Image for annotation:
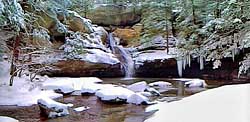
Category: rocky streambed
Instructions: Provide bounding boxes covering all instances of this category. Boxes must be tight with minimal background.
[0,78,210,122]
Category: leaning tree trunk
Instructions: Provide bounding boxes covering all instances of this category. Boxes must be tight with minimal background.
[10,33,22,86]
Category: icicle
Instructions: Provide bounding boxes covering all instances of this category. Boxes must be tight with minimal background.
[199,56,204,70]
[183,56,186,70]
[232,49,235,62]
[235,48,240,55]
[188,53,191,67]
[177,59,183,77]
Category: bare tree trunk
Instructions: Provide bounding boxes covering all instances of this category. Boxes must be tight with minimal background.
[191,0,196,25]
[10,33,22,86]
[240,0,244,16]
[165,2,169,53]
[215,0,221,18]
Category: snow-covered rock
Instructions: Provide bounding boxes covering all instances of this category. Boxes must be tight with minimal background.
[145,84,250,122]
[0,116,19,122]
[73,106,90,112]
[127,81,148,92]
[139,92,153,97]
[184,79,207,88]
[42,79,74,94]
[145,87,161,96]
[84,49,119,65]
[133,49,177,66]
[95,86,134,102]
[38,97,70,118]
[173,78,207,88]
[81,83,115,94]
[42,77,103,94]
[127,93,149,105]
[149,81,172,88]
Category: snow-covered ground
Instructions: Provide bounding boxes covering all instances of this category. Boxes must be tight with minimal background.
[144,84,250,122]
[0,61,62,106]
[0,116,19,122]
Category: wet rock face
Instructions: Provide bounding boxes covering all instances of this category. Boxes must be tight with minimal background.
[135,57,250,82]
[135,58,178,78]
[86,4,141,26]
[113,28,140,46]
[40,60,122,77]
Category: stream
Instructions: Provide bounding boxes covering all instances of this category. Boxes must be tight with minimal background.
[0,78,227,122]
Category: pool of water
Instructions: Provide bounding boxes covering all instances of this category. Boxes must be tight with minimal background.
[0,78,224,122]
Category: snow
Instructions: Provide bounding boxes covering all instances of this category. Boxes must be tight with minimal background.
[145,87,161,96]
[0,116,19,122]
[0,73,62,106]
[73,106,90,112]
[84,49,120,65]
[42,77,103,94]
[233,18,242,23]
[134,49,177,65]
[95,86,135,101]
[139,92,153,97]
[144,84,250,122]
[38,97,70,110]
[42,79,74,94]
[173,78,207,88]
[81,83,115,94]
[127,81,147,92]
[149,81,172,88]
[37,97,70,118]
[213,60,221,69]
[127,93,149,105]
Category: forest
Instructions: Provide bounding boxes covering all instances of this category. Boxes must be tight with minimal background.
[0,0,250,122]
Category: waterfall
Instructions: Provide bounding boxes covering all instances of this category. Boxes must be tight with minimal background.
[108,33,134,78]
[116,46,135,78]
[108,33,116,53]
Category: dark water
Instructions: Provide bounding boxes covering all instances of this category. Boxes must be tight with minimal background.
[0,78,224,122]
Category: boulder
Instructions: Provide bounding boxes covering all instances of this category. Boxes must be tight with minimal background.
[132,23,143,35]
[137,36,175,51]
[149,81,173,88]
[113,28,140,46]
[38,97,70,118]
[81,83,115,94]
[67,11,94,33]
[33,11,68,36]
[127,81,148,92]
[86,4,141,26]
[95,86,135,103]
[127,93,150,105]
[40,59,122,77]
[93,26,108,45]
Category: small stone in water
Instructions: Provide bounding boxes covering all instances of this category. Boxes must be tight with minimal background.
[74,106,90,112]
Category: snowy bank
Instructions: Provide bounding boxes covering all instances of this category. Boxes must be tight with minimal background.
[0,116,19,122]
[145,84,250,122]
[0,76,62,106]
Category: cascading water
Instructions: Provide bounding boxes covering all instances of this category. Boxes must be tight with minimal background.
[108,33,134,78]
[108,33,117,53]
